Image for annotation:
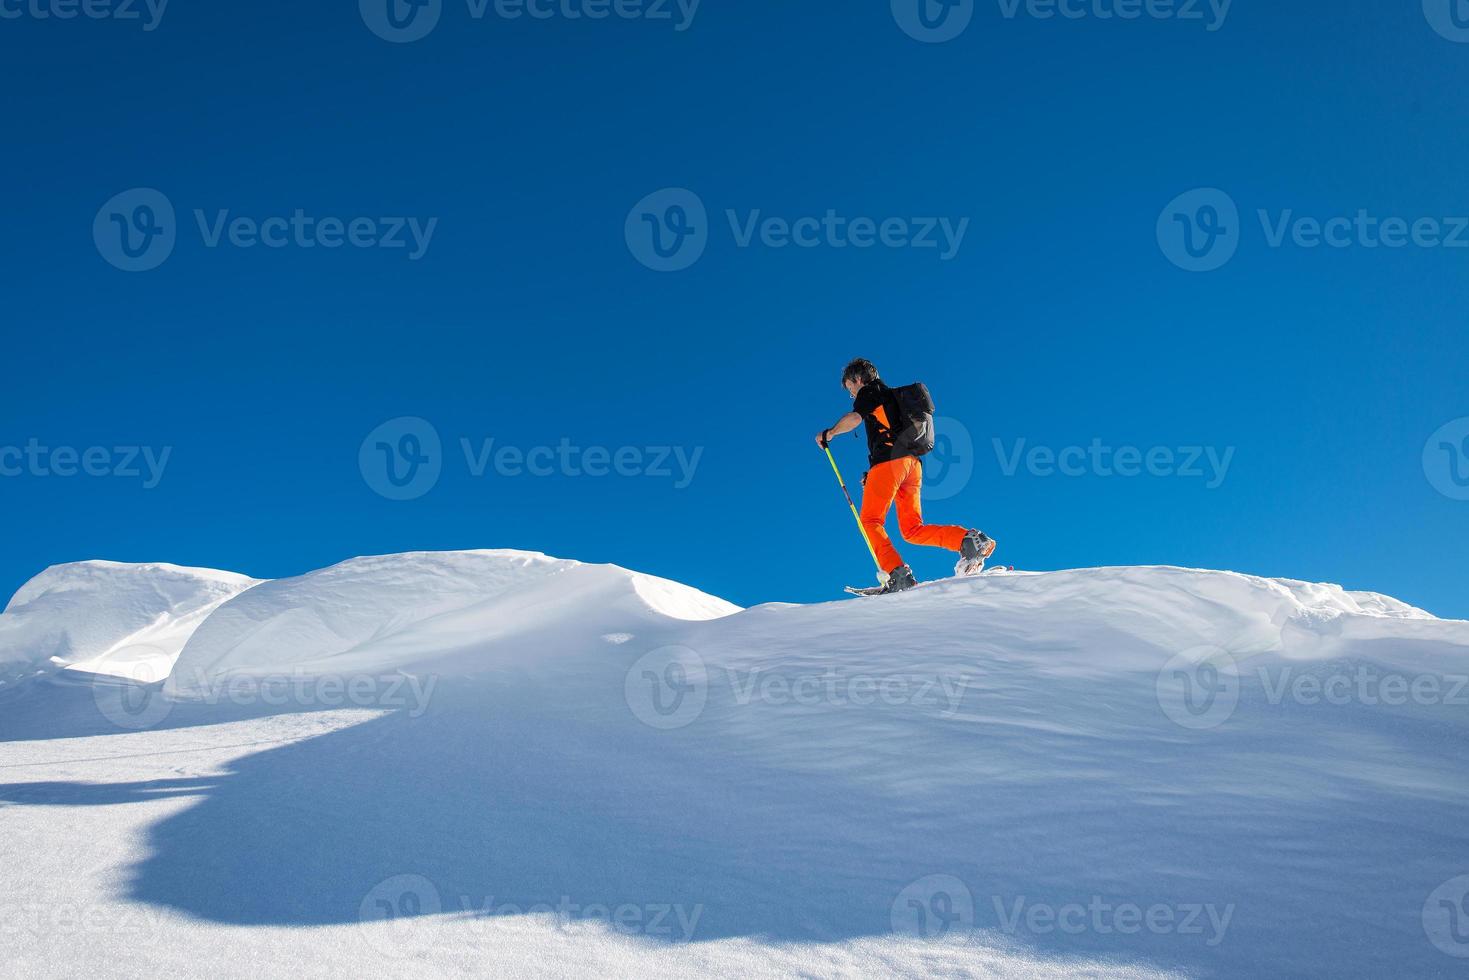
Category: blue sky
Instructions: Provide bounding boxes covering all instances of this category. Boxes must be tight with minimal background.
[1,0,1466,617]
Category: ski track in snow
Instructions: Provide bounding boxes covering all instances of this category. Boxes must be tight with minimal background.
[1,550,1467,979]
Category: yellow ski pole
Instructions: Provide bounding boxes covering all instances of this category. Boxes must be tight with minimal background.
[823,442,884,574]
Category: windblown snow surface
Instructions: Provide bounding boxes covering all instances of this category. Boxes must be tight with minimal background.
[2,550,1468,979]
[0,561,259,687]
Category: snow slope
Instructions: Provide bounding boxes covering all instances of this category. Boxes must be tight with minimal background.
[2,552,1468,980]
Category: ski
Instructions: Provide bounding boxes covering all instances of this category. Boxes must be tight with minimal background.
[843,584,888,597]
[843,565,1019,596]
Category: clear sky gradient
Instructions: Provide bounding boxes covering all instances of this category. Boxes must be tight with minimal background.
[2,0,1466,617]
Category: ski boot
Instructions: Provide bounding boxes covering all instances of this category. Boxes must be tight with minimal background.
[955,530,997,577]
[878,564,918,594]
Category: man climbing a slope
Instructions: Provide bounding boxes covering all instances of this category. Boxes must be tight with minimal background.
[816,358,996,595]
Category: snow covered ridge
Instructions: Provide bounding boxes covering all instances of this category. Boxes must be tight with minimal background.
[0,550,739,698]
[2,551,1463,710]
[162,550,740,699]
[0,560,259,689]
[659,564,1469,738]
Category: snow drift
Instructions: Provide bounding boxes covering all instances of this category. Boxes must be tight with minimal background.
[0,560,258,688]
[162,550,738,698]
[2,552,1468,979]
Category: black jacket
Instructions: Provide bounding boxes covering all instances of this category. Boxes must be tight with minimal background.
[852,379,906,467]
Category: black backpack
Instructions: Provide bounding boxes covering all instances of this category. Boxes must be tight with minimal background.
[889,382,936,457]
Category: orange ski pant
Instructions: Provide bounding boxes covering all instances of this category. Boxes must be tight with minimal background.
[860,456,967,573]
